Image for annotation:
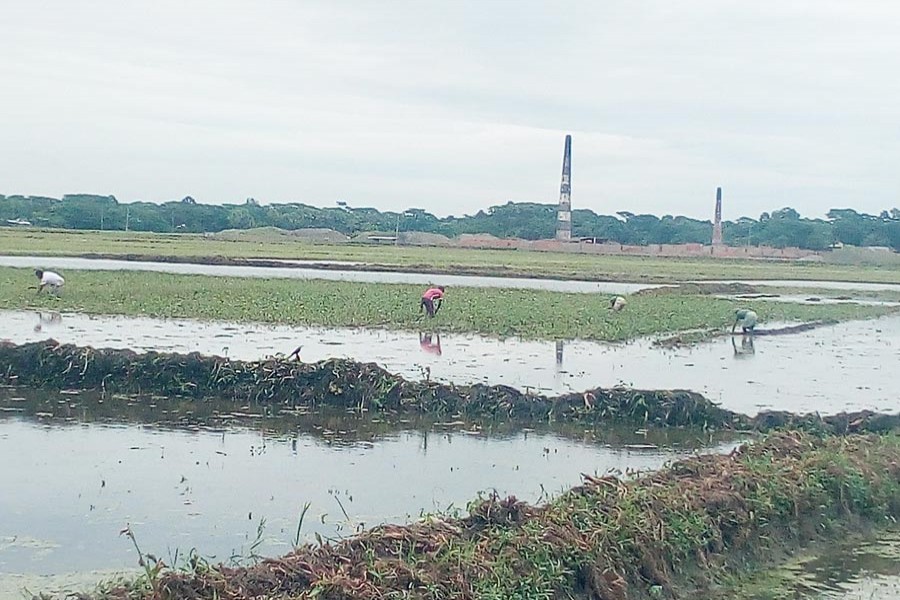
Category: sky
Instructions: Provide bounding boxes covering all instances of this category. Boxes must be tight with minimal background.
[1,1,899,220]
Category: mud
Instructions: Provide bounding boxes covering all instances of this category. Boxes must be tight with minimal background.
[1,310,897,416]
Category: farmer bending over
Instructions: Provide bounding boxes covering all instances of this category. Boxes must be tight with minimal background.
[420,286,445,318]
[35,269,65,295]
[732,308,758,334]
[610,296,627,312]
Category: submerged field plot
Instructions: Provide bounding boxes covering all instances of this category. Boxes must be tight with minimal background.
[0,255,896,599]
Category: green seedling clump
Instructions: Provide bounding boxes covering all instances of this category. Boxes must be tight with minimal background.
[1,267,894,342]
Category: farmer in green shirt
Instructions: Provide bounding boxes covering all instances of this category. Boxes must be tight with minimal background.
[732,308,758,334]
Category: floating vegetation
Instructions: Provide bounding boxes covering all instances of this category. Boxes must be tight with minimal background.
[65,431,900,600]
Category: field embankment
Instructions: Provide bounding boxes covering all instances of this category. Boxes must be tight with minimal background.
[2,228,899,284]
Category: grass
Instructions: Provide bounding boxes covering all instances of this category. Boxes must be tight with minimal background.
[76,432,900,600]
[1,267,895,342]
[3,227,900,284]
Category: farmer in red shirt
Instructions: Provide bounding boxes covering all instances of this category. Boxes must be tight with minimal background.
[420,286,445,318]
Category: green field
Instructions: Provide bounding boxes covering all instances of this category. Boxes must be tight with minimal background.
[2,227,900,284]
[2,267,894,341]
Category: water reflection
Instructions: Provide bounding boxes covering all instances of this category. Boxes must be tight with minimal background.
[33,311,63,333]
[418,332,442,356]
[732,334,755,359]
[0,255,660,295]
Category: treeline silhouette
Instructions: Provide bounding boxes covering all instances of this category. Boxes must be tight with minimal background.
[2,194,899,251]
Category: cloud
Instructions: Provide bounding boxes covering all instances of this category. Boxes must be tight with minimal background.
[1,0,899,219]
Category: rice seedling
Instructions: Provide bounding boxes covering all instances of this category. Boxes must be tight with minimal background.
[0,267,894,342]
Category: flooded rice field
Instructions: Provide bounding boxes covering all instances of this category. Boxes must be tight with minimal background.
[0,388,738,582]
[2,309,898,417]
[0,255,660,294]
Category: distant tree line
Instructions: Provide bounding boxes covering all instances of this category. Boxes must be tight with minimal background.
[1,194,899,251]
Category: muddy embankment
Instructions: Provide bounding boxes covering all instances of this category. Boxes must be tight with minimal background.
[1,339,897,435]
[79,432,900,600]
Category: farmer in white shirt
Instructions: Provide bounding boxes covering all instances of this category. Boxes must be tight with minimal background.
[35,269,65,295]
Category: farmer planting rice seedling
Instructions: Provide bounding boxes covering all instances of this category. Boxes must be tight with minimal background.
[732,308,758,334]
[419,285,445,318]
[34,268,65,295]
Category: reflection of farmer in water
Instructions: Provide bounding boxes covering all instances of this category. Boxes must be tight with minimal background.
[34,311,63,332]
[419,332,442,356]
[732,334,755,358]
[420,286,445,318]
[732,308,758,334]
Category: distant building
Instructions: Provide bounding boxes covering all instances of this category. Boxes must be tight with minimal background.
[556,135,572,241]
[712,187,724,246]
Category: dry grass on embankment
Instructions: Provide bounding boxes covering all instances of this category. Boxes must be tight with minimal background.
[75,432,900,600]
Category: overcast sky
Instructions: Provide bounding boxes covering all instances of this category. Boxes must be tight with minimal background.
[2,1,898,220]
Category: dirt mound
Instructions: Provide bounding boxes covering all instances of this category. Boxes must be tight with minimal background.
[399,231,452,246]
[211,227,348,243]
[289,228,350,243]
[2,340,897,439]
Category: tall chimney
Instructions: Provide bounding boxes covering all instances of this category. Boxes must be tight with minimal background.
[556,135,572,241]
[712,187,723,246]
